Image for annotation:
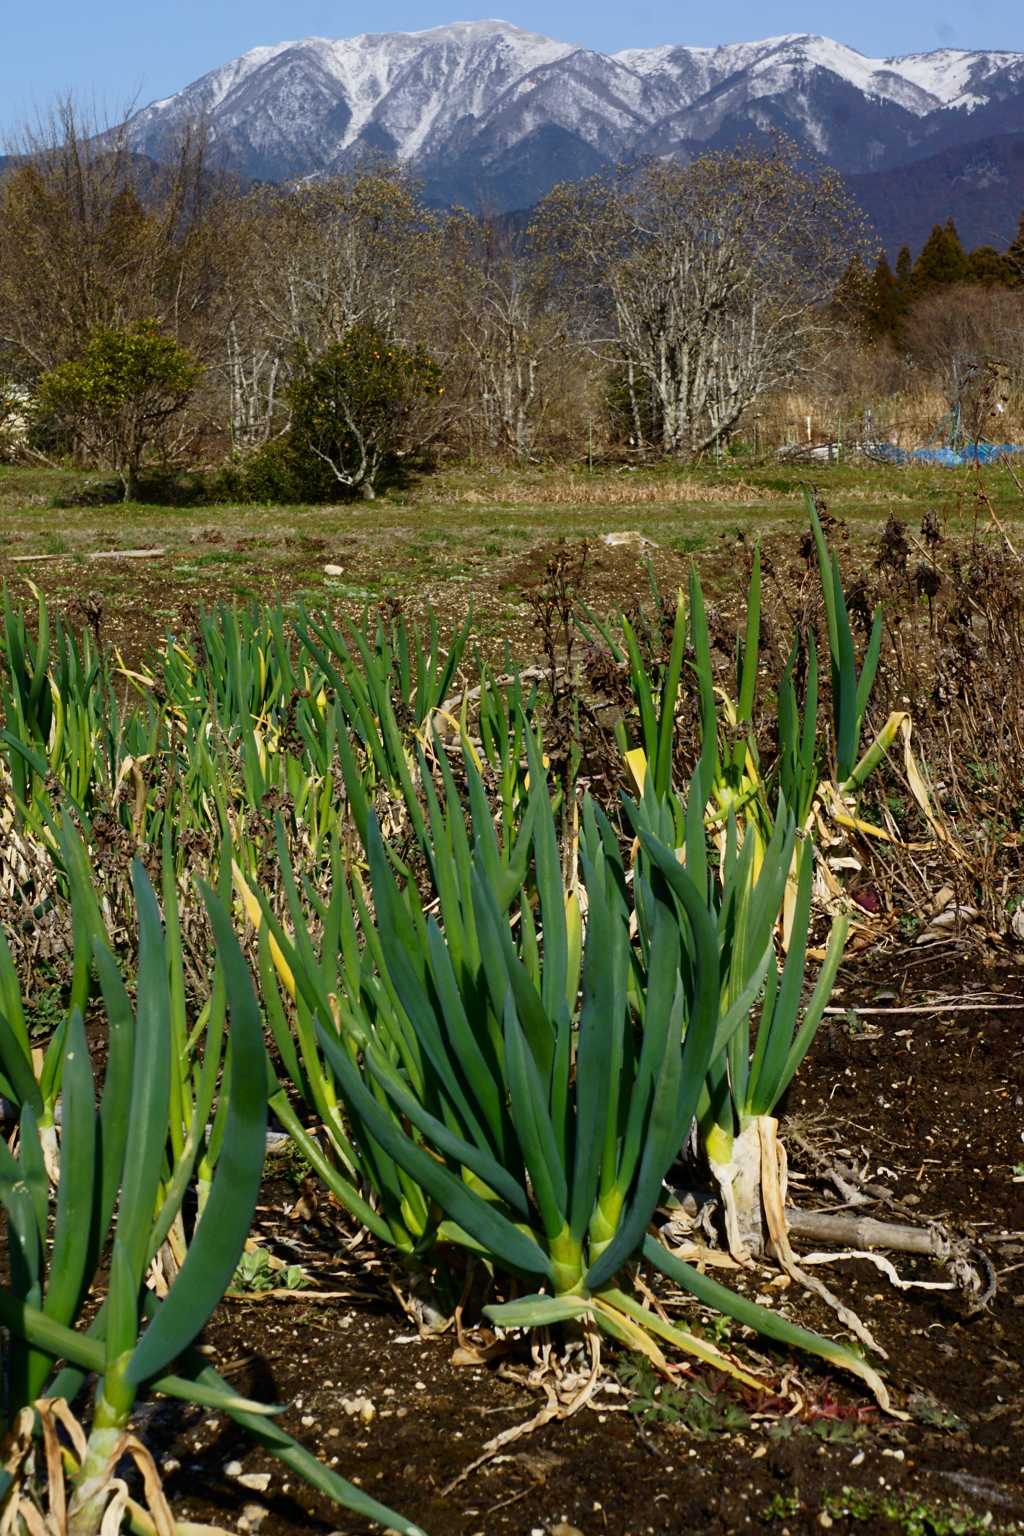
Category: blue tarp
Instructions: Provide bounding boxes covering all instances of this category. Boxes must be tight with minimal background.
[868,443,1023,467]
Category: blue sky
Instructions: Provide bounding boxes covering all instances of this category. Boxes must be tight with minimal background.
[2,0,1023,137]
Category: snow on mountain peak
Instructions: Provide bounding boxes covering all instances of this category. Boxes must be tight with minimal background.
[126,21,1024,202]
[614,32,1022,114]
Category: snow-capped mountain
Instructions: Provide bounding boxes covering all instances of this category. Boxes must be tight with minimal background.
[125,21,1024,208]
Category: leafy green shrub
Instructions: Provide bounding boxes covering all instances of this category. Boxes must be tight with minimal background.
[212,438,314,504]
[35,321,202,500]
[286,325,442,500]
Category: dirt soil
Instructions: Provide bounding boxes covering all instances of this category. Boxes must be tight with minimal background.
[0,526,751,677]
[116,947,1024,1536]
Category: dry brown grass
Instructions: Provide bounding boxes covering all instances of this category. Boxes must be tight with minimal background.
[469,474,780,506]
[768,387,959,449]
[767,375,1024,453]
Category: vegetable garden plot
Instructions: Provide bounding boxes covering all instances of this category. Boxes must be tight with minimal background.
[0,489,1022,1535]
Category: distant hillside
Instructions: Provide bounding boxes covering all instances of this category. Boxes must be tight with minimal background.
[846,131,1024,257]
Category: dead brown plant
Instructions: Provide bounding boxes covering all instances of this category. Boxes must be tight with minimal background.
[481,475,779,506]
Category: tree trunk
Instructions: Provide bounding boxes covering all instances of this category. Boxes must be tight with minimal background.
[783,1209,948,1256]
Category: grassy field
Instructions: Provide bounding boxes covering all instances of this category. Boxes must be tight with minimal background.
[2,455,1023,668]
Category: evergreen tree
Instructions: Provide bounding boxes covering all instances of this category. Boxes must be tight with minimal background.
[286,326,442,500]
[1007,208,1024,284]
[35,321,202,500]
[965,245,1014,286]
[912,218,968,296]
[894,244,913,305]
[835,251,871,324]
[865,252,903,342]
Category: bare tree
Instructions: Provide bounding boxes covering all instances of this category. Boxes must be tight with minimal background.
[441,209,570,459]
[221,314,287,454]
[0,101,245,371]
[903,284,1024,437]
[219,160,443,454]
[534,138,870,458]
[245,161,438,353]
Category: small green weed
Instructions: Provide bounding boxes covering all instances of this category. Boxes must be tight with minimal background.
[616,1355,685,1422]
[810,1416,862,1443]
[24,963,67,1040]
[42,533,71,554]
[684,1386,750,1437]
[617,1355,749,1436]
[823,1485,1018,1535]
[837,1007,866,1036]
[767,1416,796,1440]
[764,1493,801,1521]
[320,582,377,605]
[906,1392,959,1430]
[698,1313,734,1347]
[193,549,250,566]
[265,1142,313,1187]
[231,1248,307,1294]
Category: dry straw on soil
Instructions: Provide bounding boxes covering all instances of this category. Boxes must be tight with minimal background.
[454,475,779,506]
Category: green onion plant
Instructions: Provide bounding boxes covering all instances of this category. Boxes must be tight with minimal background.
[577,505,912,1258]
[250,732,889,1406]
[0,826,426,1536]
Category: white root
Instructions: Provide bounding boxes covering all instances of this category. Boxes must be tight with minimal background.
[797,1250,954,1291]
[757,1117,891,1369]
[440,1320,602,1495]
[707,1121,767,1261]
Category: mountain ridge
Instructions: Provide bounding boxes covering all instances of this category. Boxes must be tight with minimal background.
[48,19,1011,250]
[124,20,1024,204]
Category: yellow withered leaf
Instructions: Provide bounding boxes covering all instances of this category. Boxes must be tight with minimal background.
[623,747,648,796]
[424,707,485,774]
[232,861,296,1000]
[899,716,968,862]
